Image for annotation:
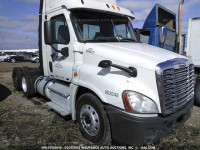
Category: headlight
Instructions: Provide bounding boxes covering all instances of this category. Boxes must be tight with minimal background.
[123,91,158,114]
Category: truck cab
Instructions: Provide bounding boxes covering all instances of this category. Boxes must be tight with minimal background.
[137,4,177,52]
[12,0,194,146]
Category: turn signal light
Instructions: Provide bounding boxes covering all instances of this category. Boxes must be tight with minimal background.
[74,72,78,77]
[123,93,132,111]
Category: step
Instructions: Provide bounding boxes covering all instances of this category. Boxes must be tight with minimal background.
[46,102,70,116]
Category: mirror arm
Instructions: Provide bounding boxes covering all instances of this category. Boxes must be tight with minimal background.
[51,44,61,53]
[51,45,69,57]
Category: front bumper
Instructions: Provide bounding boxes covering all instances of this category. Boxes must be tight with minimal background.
[105,98,193,146]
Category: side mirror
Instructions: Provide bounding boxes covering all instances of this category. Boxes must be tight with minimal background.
[160,27,168,43]
[44,21,54,45]
[61,47,69,57]
[160,27,168,48]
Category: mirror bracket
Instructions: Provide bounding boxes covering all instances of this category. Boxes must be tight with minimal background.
[51,45,69,57]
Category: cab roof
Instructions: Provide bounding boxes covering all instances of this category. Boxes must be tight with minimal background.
[40,0,134,19]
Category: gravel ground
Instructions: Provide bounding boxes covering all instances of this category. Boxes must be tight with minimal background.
[0,62,200,150]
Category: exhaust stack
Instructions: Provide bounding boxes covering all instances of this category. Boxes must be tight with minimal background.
[178,0,184,54]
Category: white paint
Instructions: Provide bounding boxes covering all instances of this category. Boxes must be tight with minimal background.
[77,43,188,113]
[186,18,200,67]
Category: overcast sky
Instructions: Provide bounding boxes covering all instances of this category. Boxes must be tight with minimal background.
[0,0,199,50]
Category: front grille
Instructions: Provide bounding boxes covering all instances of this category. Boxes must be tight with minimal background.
[156,58,195,115]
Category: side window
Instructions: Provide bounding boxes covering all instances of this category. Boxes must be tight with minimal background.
[51,15,70,45]
[140,30,151,44]
[83,24,100,40]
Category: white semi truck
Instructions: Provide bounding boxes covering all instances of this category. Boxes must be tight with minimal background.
[186,17,200,106]
[12,0,194,145]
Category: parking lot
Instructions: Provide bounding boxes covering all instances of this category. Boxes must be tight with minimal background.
[0,62,200,149]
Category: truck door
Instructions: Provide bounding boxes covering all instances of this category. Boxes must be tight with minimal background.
[46,10,74,82]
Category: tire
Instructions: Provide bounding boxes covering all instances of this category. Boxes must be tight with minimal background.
[76,93,111,145]
[11,58,16,63]
[21,68,36,98]
[12,67,22,91]
[35,58,39,63]
[195,79,200,106]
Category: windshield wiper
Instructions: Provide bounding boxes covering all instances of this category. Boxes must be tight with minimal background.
[120,38,137,42]
[111,19,120,42]
[84,39,109,43]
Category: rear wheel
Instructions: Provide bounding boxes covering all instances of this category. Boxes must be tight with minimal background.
[12,67,22,91]
[76,93,111,145]
[21,68,36,98]
[195,79,200,106]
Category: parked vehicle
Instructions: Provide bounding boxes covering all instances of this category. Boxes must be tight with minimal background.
[0,53,10,62]
[6,54,25,63]
[30,56,39,63]
[137,1,200,106]
[17,52,33,61]
[12,0,194,146]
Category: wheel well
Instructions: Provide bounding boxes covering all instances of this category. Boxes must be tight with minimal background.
[76,86,104,105]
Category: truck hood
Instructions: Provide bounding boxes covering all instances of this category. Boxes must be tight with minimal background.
[84,42,186,70]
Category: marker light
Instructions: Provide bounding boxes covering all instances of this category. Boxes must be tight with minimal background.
[74,72,78,77]
[106,4,110,8]
[117,7,120,11]
[112,5,115,10]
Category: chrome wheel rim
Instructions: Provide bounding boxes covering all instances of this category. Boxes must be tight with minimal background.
[80,104,100,136]
[22,77,27,92]
[11,59,15,63]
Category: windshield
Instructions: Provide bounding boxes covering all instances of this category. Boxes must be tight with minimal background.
[71,10,138,43]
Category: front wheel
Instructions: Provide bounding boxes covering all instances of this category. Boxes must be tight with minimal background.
[76,93,111,145]
[11,58,16,63]
[195,79,200,106]
[35,58,39,63]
